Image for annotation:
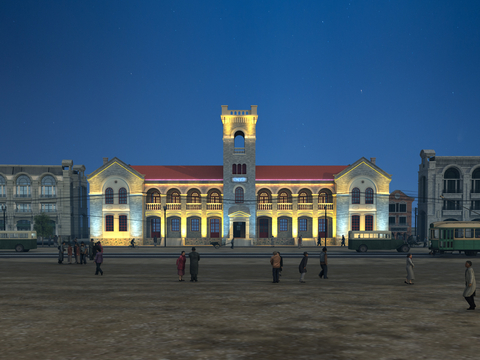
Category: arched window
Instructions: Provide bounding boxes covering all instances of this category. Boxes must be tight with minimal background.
[365,188,374,204]
[232,164,237,174]
[237,164,242,174]
[235,187,244,203]
[319,190,332,204]
[170,191,180,203]
[351,188,360,204]
[119,215,128,231]
[209,191,221,203]
[41,175,56,197]
[279,192,289,203]
[444,168,461,193]
[171,218,180,232]
[16,175,31,197]
[365,215,374,231]
[351,215,360,231]
[119,188,127,204]
[148,190,161,203]
[299,218,308,232]
[105,215,114,231]
[0,175,5,197]
[234,131,245,149]
[299,191,309,203]
[189,191,200,203]
[472,168,480,194]
[105,188,114,204]
[259,192,270,203]
[242,164,247,174]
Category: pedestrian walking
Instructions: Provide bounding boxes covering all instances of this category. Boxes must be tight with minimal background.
[89,239,95,261]
[67,244,73,264]
[176,251,186,281]
[231,237,235,249]
[405,254,415,285]
[270,251,281,283]
[154,236,157,247]
[278,251,283,277]
[188,247,200,282]
[58,241,65,264]
[94,251,104,275]
[319,247,328,279]
[341,235,346,247]
[464,261,476,310]
[80,242,87,264]
[299,252,308,283]
[298,235,302,248]
[74,242,80,264]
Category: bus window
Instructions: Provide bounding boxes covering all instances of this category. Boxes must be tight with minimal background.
[476,229,480,239]
[455,229,464,238]
[465,229,474,238]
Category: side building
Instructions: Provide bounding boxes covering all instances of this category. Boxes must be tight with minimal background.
[88,105,392,246]
[418,149,480,242]
[0,160,88,240]
[388,190,414,240]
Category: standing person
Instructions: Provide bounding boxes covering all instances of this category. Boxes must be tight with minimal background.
[96,241,103,254]
[464,261,476,310]
[298,235,302,249]
[278,251,283,277]
[176,251,186,281]
[299,252,309,283]
[94,250,104,275]
[53,235,58,247]
[270,251,281,283]
[80,242,87,264]
[319,247,328,279]
[154,236,157,247]
[74,242,80,264]
[341,235,346,247]
[405,254,415,284]
[89,239,95,261]
[231,237,235,249]
[67,244,73,264]
[58,241,65,264]
[188,247,200,282]
[270,237,274,247]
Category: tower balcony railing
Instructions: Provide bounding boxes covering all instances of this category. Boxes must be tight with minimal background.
[166,203,181,210]
[277,203,292,210]
[318,203,334,211]
[257,203,272,210]
[298,203,313,210]
[186,204,201,210]
[146,203,162,211]
[207,203,222,210]
[234,148,245,154]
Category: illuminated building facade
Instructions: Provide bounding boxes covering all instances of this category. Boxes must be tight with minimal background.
[88,105,392,246]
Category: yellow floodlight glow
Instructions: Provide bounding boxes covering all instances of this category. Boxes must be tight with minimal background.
[335,161,390,181]
[89,161,143,181]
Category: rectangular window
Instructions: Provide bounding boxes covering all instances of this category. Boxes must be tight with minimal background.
[465,229,474,238]
[365,215,373,231]
[351,215,360,231]
[41,204,56,212]
[389,217,396,225]
[455,228,464,238]
[299,218,307,232]
[119,215,127,231]
[171,218,180,232]
[476,229,480,239]
[191,218,199,232]
[389,204,396,213]
[16,203,32,212]
[399,204,407,212]
[279,218,288,232]
[105,215,114,231]
[399,217,407,225]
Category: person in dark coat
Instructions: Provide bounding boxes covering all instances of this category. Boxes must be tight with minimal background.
[188,247,200,282]
[89,239,95,260]
[94,251,103,275]
[278,251,283,277]
[231,237,235,249]
[154,236,157,247]
[299,252,309,283]
[58,242,65,264]
[319,247,328,279]
[341,235,346,246]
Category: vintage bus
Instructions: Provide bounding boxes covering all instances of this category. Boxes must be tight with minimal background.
[429,221,480,256]
[0,231,37,252]
[348,230,410,253]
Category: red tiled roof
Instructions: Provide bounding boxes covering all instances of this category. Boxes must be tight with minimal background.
[131,165,348,181]
[256,166,348,180]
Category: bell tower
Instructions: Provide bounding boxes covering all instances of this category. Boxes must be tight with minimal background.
[221,105,258,245]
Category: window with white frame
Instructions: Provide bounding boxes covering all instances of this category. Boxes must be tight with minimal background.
[16,175,31,197]
[41,203,56,212]
[41,175,56,197]
[16,203,31,212]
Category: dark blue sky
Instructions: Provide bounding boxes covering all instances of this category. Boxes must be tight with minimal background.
[1,1,479,201]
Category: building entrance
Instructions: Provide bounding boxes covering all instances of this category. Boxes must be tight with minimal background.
[233,222,246,238]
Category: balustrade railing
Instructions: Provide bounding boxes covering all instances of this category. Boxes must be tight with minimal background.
[166,203,181,210]
[146,203,162,211]
[318,203,334,211]
[207,203,222,210]
[298,203,313,210]
[257,203,272,210]
[186,204,201,210]
[277,203,292,210]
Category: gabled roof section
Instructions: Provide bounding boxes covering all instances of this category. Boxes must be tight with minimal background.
[334,157,392,181]
[131,166,223,181]
[390,190,415,201]
[256,166,348,181]
[87,157,145,180]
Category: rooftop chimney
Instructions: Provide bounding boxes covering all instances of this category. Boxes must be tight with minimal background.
[103,157,109,165]
[370,157,376,165]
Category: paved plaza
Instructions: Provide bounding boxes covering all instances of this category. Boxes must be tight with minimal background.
[1,253,479,359]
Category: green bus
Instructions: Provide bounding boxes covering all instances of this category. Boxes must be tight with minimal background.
[348,230,410,253]
[429,221,480,256]
[0,231,37,252]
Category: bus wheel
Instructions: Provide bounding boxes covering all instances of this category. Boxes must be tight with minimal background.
[15,244,24,252]
[358,245,368,253]
[400,244,410,253]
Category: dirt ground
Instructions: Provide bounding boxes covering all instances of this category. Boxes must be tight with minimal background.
[1,256,479,360]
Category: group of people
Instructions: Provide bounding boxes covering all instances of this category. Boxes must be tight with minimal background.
[176,247,200,282]
[57,238,104,275]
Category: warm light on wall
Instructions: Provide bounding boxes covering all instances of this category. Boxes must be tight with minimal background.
[335,161,390,181]
[272,217,278,237]
[89,161,144,180]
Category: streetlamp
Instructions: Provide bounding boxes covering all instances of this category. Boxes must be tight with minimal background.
[324,205,327,248]
[163,205,167,247]
[1,205,5,231]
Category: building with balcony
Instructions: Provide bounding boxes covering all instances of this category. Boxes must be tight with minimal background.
[388,190,415,240]
[417,149,480,242]
[0,160,88,240]
[88,105,392,246]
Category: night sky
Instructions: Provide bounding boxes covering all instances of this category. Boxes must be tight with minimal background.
[2,1,479,204]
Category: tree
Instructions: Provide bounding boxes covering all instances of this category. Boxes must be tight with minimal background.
[34,213,54,244]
